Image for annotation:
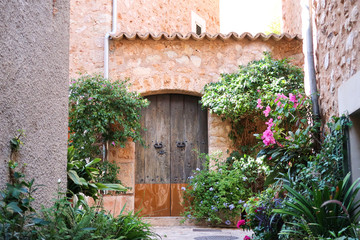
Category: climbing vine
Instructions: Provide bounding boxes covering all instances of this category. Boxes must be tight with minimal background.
[201,52,304,153]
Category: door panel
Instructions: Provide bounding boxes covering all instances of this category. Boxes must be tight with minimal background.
[135,94,208,216]
[134,183,170,216]
[170,95,186,184]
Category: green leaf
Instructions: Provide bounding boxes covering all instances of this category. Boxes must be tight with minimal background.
[7,201,23,214]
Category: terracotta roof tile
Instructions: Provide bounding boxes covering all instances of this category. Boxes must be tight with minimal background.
[112,32,302,41]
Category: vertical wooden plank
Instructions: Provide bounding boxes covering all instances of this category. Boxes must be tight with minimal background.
[135,104,146,184]
[145,96,157,183]
[197,98,208,169]
[184,95,199,179]
[144,95,158,184]
[170,94,186,184]
[155,94,171,184]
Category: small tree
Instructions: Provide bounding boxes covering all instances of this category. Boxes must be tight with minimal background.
[68,74,149,160]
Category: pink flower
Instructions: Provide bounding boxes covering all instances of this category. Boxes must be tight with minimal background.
[265,118,274,128]
[268,156,272,160]
[111,141,115,146]
[289,93,297,103]
[88,97,93,101]
[262,129,276,146]
[263,106,271,117]
[277,93,287,99]
[237,219,246,228]
[256,98,263,109]
[277,116,282,120]
[244,236,251,240]
[257,89,261,93]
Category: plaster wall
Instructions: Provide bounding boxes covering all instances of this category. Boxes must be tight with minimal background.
[0,1,70,207]
[313,0,360,122]
[69,0,219,78]
[282,0,302,35]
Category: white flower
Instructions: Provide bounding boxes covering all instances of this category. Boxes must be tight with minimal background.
[57,178,61,183]
[196,168,200,171]
[242,176,248,181]
[181,187,186,191]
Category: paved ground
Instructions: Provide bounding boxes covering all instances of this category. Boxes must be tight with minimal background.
[151,226,252,240]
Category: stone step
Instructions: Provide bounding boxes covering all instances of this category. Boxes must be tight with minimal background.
[143,216,204,226]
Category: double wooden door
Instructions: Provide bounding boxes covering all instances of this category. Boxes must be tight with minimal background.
[135,94,208,216]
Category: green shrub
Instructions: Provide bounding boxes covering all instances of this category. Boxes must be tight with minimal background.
[254,90,316,185]
[275,116,352,196]
[183,152,269,225]
[37,195,159,240]
[69,74,149,159]
[274,173,360,239]
[0,162,39,240]
[201,52,304,152]
[67,146,126,200]
[240,186,284,240]
[94,160,122,185]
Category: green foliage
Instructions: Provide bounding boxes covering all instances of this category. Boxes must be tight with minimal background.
[201,52,304,151]
[9,130,25,154]
[255,92,316,184]
[240,186,284,240]
[311,116,352,188]
[69,74,149,159]
[183,152,269,225]
[0,162,39,240]
[264,17,282,35]
[94,161,122,185]
[274,173,360,239]
[67,146,127,200]
[37,193,159,240]
[276,116,352,195]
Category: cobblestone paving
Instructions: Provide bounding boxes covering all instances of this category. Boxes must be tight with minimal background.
[152,226,252,240]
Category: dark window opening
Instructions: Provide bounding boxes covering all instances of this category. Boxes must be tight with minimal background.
[196,24,202,35]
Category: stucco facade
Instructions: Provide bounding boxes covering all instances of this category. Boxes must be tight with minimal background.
[0,1,70,207]
[70,0,219,78]
[282,0,302,35]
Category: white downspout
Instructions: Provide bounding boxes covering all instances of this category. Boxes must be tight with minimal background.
[104,0,117,79]
[301,0,320,119]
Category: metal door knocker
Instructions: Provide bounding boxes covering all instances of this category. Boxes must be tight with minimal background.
[176,141,186,149]
[154,142,163,149]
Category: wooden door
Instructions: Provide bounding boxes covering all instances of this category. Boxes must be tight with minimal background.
[135,94,208,216]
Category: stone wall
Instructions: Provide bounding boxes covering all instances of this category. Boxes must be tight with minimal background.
[104,35,303,211]
[313,0,360,121]
[282,0,302,35]
[70,0,219,78]
[0,1,70,207]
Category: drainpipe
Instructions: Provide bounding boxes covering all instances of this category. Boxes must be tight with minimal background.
[103,0,117,161]
[104,0,117,79]
[301,0,320,120]
[302,0,321,151]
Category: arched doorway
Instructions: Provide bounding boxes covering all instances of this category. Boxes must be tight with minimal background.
[135,94,208,216]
